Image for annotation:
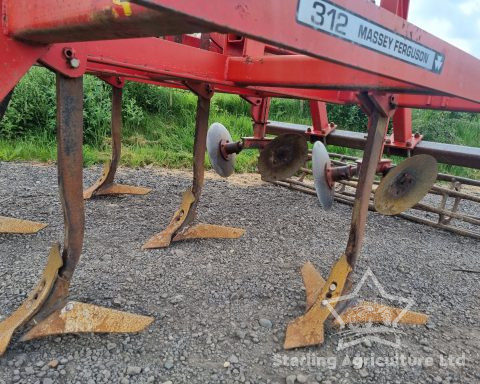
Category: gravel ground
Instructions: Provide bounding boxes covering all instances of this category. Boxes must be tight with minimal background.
[0,162,479,384]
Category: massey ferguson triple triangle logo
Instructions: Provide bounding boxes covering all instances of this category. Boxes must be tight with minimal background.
[297,0,445,74]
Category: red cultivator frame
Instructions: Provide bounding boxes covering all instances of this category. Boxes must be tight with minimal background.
[1,0,479,354]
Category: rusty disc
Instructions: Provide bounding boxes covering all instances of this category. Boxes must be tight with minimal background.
[258,134,307,181]
[374,154,438,215]
[312,141,334,210]
[207,123,235,177]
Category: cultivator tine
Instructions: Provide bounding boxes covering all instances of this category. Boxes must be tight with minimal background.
[83,87,151,199]
[22,301,153,341]
[287,259,427,350]
[143,84,244,250]
[83,162,111,199]
[285,93,427,350]
[0,75,153,356]
[0,216,47,234]
[142,188,195,249]
[299,265,428,327]
[0,244,62,356]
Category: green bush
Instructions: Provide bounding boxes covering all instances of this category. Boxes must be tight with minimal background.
[412,109,479,146]
[0,68,145,146]
[1,67,57,139]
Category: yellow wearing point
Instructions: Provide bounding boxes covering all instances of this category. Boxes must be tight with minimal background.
[112,0,132,17]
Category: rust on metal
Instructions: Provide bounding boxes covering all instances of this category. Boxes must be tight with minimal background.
[258,134,308,182]
[143,88,244,249]
[375,155,438,215]
[84,161,151,199]
[142,188,195,249]
[94,183,151,196]
[28,75,85,325]
[184,88,211,223]
[83,162,111,199]
[11,77,156,346]
[172,223,245,242]
[0,244,62,356]
[344,93,394,269]
[143,90,211,250]
[22,301,154,341]
[0,216,47,234]
[84,87,151,199]
[284,254,352,349]
[333,301,428,326]
[284,93,395,350]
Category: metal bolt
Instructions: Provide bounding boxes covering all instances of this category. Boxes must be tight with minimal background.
[390,95,398,108]
[329,283,337,292]
[385,138,391,144]
[65,302,74,312]
[414,132,421,138]
[69,58,80,69]
[406,141,412,147]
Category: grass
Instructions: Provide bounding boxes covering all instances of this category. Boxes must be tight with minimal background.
[0,69,478,180]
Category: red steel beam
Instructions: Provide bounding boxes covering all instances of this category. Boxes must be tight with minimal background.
[381,0,410,18]
[38,38,480,113]
[84,41,480,111]
[5,0,480,103]
[226,55,418,92]
[380,0,414,148]
[128,0,480,103]
[68,39,419,92]
[3,1,208,43]
[83,39,228,85]
[396,95,480,113]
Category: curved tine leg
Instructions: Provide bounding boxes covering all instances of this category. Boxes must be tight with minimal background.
[39,74,86,312]
[0,76,152,356]
[143,88,244,250]
[0,90,47,234]
[83,86,151,199]
[285,93,426,350]
[0,76,83,356]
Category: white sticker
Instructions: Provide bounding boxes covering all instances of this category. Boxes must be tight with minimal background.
[297,0,445,73]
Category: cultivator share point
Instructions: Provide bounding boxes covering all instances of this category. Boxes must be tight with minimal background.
[142,83,245,250]
[0,216,47,235]
[83,86,152,199]
[1,0,479,354]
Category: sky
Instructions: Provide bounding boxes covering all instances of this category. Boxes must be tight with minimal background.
[376,0,480,58]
